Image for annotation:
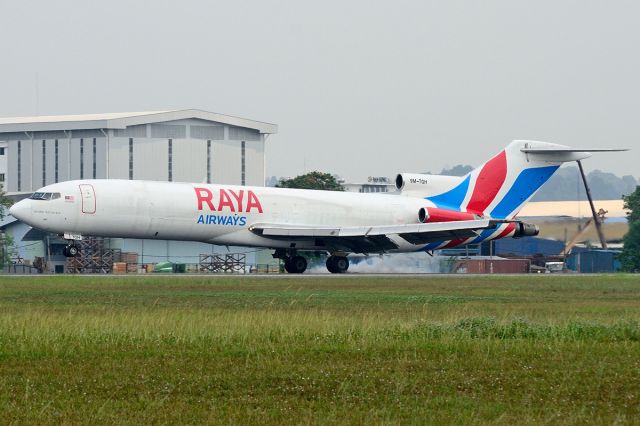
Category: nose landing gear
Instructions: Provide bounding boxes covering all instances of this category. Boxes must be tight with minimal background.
[63,242,80,257]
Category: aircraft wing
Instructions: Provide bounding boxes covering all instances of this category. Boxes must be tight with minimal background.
[249,219,499,254]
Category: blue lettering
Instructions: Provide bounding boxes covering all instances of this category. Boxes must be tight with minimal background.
[197,214,249,226]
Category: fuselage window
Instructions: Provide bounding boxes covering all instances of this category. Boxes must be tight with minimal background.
[29,192,60,200]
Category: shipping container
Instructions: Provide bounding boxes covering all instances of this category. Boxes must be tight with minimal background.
[452,258,531,274]
[566,250,621,273]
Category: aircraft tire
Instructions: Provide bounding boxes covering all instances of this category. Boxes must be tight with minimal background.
[287,255,307,274]
[326,256,338,273]
[334,256,349,273]
[67,246,79,257]
[283,257,293,273]
[327,256,338,274]
[326,256,349,273]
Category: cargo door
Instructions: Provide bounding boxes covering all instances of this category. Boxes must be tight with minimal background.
[79,184,96,214]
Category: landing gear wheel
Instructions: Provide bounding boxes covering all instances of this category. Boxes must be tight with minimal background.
[326,257,337,273]
[63,244,79,258]
[326,256,349,273]
[284,255,307,274]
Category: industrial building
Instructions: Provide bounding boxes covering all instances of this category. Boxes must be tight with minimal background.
[0,109,277,272]
[341,176,395,194]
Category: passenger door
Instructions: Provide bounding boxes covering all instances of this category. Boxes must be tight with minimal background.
[79,184,96,214]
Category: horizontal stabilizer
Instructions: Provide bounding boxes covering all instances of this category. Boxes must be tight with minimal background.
[519,144,629,163]
[521,148,629,153]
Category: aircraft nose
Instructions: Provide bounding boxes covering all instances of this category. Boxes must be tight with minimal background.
[9,199,31,222]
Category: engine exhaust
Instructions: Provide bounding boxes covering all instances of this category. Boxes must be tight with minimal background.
[514,222,539,237]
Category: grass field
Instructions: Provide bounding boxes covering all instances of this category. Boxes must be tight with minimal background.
[0,274,639,424]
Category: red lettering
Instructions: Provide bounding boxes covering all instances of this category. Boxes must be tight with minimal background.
[245,190,263,213]
[217,189,235,212]
[194,187,215,211]
[229,190,244,212]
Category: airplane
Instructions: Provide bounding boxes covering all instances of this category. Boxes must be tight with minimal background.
[8,140,626,274]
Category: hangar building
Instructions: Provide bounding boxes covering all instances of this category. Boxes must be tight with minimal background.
[0,109,277,272]
[0,109,276,194]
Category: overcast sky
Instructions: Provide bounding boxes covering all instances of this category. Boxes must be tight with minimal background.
[1,0,638,183]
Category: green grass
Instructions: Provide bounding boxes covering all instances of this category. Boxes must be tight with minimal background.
[0,275,639,424]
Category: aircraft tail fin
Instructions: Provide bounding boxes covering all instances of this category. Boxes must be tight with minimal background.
[425,140,627,220]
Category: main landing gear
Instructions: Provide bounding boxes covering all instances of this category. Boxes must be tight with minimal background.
[326,255,349,274]
[273,250,349,274]
[273,249,308,274]
[284,255,308,274]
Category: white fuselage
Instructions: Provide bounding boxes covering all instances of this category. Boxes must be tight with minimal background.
[11,179,436,253]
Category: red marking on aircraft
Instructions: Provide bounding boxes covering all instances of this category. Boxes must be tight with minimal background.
[466,150,507,214]
[426,207,477,223]
[194,187,263,213]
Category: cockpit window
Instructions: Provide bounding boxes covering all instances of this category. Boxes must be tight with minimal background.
[29,192,61,200]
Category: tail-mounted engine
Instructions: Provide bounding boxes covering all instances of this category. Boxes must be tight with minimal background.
[396,173,464,196]
[418,207,479,223]
[513,222,539,238]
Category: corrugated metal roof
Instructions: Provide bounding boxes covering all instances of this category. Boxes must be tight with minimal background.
[0,111,169,125]
[0,109,277,134]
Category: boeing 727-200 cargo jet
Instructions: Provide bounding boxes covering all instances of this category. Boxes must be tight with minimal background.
[9,140,626,273]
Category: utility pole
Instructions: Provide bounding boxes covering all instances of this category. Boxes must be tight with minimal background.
[577,160,608,249]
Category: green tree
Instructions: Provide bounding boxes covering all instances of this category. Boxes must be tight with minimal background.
[276,171,344,191]
[620,186,640,272]
[0,233,16,269]
[0,184,12,219]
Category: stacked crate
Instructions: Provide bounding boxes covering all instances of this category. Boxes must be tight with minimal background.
[112,262,127,274]
[121,252,139,273]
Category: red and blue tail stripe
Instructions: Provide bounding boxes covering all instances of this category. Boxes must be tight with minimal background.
[426,149,558,220]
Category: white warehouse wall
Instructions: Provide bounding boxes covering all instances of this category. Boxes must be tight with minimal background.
[133,137,169,181]
[172,138,207,183]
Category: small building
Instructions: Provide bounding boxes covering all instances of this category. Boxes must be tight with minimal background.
[342,176,395,193]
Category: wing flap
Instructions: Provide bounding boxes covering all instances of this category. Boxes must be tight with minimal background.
[399,228,481,245]
[250,219,497,253]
